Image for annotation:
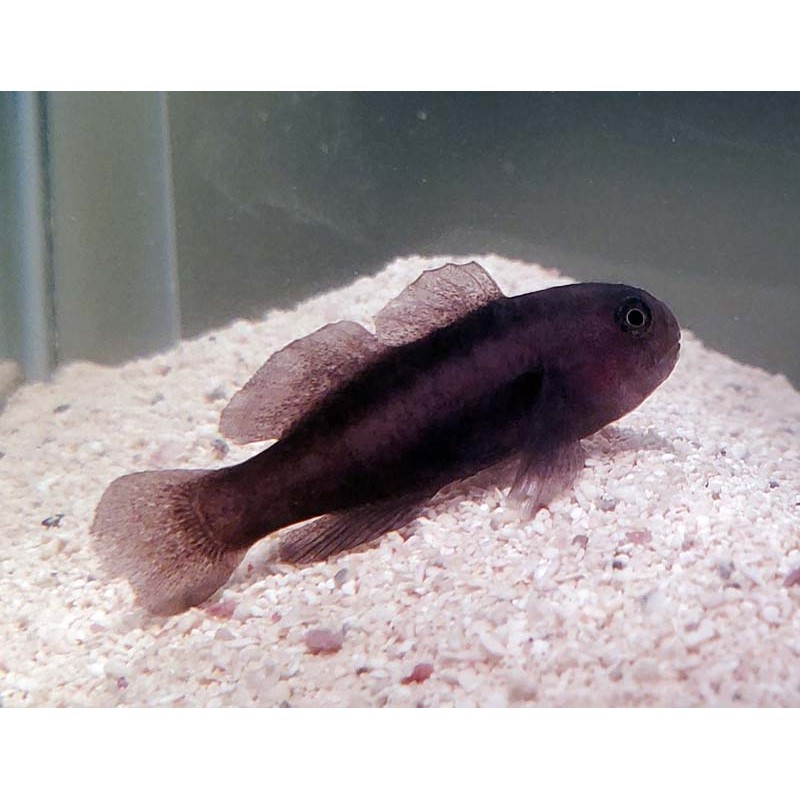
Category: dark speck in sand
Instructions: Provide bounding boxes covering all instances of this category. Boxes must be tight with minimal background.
[626,530,652,545]
[597,495,617,512]
[205,599,237,619]
[53,404,70,414]
[41,513,64,528]
[211,438,230,459]
[401,662,434,684]
[716,561,735,580]
[334,568,349,587]
[205,385,228,403]
[305,628,344,654]
[783,567,800,588]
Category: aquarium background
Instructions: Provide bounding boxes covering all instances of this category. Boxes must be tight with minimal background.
[1,91,798,389]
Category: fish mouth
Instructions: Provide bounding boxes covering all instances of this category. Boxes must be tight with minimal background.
[659,339,681,377]
[649,333,680,382]
[667,339,681,361]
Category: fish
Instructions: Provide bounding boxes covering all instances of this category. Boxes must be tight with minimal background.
[90,261,680,615]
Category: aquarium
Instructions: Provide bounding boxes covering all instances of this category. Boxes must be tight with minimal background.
[1,92,799,707]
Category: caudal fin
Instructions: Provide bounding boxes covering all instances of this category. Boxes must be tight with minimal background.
[90,469,246,615]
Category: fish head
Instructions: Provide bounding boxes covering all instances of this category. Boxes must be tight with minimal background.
[541,282,681,434]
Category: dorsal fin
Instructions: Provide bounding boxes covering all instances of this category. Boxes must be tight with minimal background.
[219,321,386,444]
[374,261,504,346]
[220,262,503,445]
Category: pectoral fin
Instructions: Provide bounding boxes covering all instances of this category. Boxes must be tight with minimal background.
[508,369,586,517]
[510,438,586,518]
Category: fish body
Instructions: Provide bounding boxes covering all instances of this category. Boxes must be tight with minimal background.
[91,262,680,615]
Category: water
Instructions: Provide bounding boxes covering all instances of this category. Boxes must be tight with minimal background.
[169,92,799,386]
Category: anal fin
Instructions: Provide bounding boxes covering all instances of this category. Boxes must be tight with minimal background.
[278,494,432,564]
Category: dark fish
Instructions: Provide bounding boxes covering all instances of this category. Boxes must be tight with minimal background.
[90,262,680,615]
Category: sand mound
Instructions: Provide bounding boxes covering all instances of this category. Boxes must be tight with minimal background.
[1,254,799,706]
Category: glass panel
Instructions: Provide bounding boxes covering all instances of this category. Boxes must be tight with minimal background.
[47,91,180,365]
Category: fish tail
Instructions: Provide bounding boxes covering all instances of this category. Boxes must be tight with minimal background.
[89,469,248,615]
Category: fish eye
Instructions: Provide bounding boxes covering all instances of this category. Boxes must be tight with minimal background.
[615,297,652,336]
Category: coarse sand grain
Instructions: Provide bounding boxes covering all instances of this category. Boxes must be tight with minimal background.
[1,255,799,707]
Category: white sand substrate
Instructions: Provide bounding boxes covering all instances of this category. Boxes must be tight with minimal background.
[1,254,799,707]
